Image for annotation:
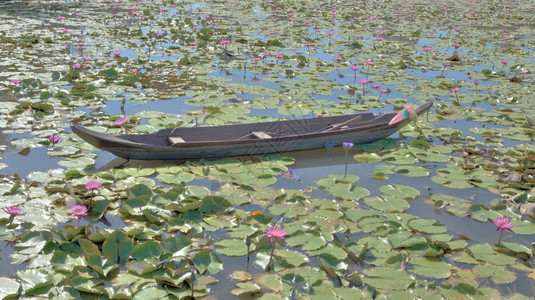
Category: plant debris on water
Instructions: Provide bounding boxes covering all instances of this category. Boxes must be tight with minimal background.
[0,0,534,299]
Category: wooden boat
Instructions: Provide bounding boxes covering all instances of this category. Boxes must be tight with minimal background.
[71,101,432,160]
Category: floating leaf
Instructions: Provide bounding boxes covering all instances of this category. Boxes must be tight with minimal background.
[215,238,249,256]
[362,267,416,291]
[380,184,420,200]
[473,264,517,284]
[255,274,283,292]
[102,231,133,264]
[409,257,452,279]
[408,218,447,234]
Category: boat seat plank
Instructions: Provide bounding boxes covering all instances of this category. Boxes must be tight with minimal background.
[169,136,185,146]
[251,131,272,139]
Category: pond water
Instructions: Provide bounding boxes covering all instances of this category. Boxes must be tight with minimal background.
[0,0,534,299]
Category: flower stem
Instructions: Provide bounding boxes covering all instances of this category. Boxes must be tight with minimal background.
[267,241,276,271]
[344,151,349,178]
[497,229,504,244]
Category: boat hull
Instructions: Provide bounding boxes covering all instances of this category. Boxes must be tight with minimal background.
[71,101,432,160]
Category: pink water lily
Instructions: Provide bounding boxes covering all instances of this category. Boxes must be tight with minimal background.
[49,134,62,144]
[266,226,288,243]
[115,116,128,126]
[70,204,89,227]
[85,181,102,191]
[10,79,21,84]
[4,206,24,216]
[3,206,24,226]
[71,204,89,220]
[493,217,514,243]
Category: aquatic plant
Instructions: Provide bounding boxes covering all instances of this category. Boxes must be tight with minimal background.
[493,217,514,244]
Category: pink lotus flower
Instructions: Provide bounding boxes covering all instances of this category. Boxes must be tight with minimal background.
[268,30,275,35]
[304,42,311,47]
[49,134,62,144]
[189,42,197,46]
[493,217,514,231]
[71,64,81,69]
[10,79,21,84]
[266,226,288,243]
[454,44,460,49]
[334,56,342,62]
[365,61,374,66]
[113,51,120,56]
[442,62,450,67]
[4,206,24,225]
[71,204,89,220]
[82,56,90,61]
[423,47,431,52]
[493,216,514,243]
[377,37,384,41]
[275,53,283,59]
[4,206,24,216]
[451,87,460,102]
[156,33,163,37]
[62,28,70,33]
[219,40,230,45]
[261,51,270,57]
[58,16,65,20]
[115,116,128,126]
[351,65,359,71]
[85,181,102,191]
[501,59,508,65]
[77,42,84,47]
[359,78,369,85]
[372,84,380,89]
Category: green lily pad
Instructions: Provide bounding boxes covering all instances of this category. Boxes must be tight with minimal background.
[362,267,416,291]
[409,257,452,279]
